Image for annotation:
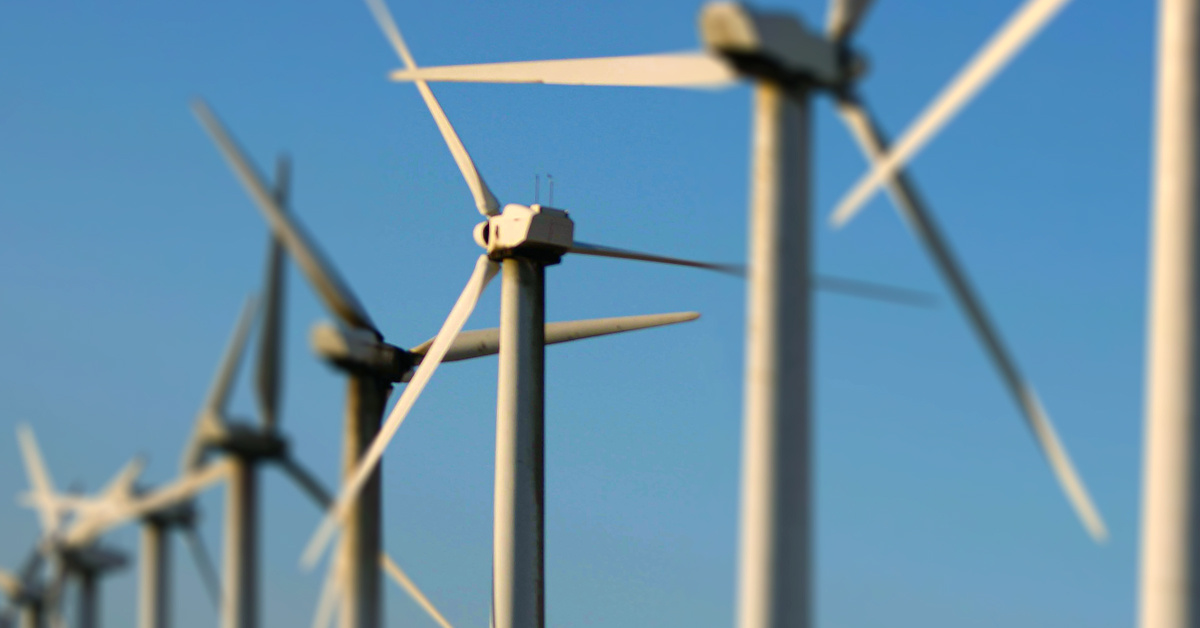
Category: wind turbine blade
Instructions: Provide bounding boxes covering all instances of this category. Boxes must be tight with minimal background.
[829,0,1075,227]
[570,241,743,275]
[303,255,500,566]
[389,52,738,89]
[58,457,149,547]
[365,0,501,216]
[65,461,231,545]
[813,274,936,307]
[276,456,452,628]
[181,296,257,473]
[200,295,257,425]
[15,425,58,533]
[826,0,876,42]
[277,456,333,508]
[256,155,289,432]
[182,525,222,609]
[409,311,701,364]
[835,96,1106,541]
[379,555,455,628]
[100,456,146,502]
[311,551,342,628]
[192,100,380,334]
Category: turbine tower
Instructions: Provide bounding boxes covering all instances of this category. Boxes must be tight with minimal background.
[1139,0,1200,627]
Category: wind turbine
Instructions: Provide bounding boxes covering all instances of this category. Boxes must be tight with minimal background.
[382,0,1107,626]
[15,425,137,628]
[49,451,231,628]
[49,438,224,628]
[192,101,709,628]
[185,138,700,628]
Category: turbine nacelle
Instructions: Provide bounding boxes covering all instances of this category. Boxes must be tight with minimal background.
[210,424,288,460]
[310,321,415,381]
[699,1,852,87]
[474,204,574,262]
[60,545,128,574]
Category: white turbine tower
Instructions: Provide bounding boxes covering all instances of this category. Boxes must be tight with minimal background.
[381,0,1108,626]
[1138,0,1200,627]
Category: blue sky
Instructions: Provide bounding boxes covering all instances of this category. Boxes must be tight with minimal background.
[0,0,1151,626]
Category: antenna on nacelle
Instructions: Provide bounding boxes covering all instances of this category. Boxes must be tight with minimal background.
[535,175,540,204]
[547,174,554,206]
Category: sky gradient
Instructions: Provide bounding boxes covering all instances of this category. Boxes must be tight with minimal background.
[0,1,1152,626]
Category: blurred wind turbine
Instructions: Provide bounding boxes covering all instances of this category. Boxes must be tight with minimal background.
[15,425,135,628]
[383,1,1107,627]
[189,113,702,628]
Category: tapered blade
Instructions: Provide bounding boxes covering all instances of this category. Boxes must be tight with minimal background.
[256,156,289,433]
[181,296,256,474]
[277,455,455,627]
[389,52,739,89]
[64,461,231,546]
[379,555,455,628]
[303,255,500,566]
[570,241,743,275]
[829,0,1075,226]
[277,455,333,508]
[409,311,701,364]
[15,425,58,534]
[57,456,150,547]
[192,101,379,335]
[826,0,876,42]
[366,0,501,216]
[100,456,145,502]
[311,550,342,628]
[813,274,936,308]
[835,95,1106,541]
[182,525,222,609]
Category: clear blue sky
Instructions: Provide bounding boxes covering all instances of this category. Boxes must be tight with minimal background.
[0,1,1150,626]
